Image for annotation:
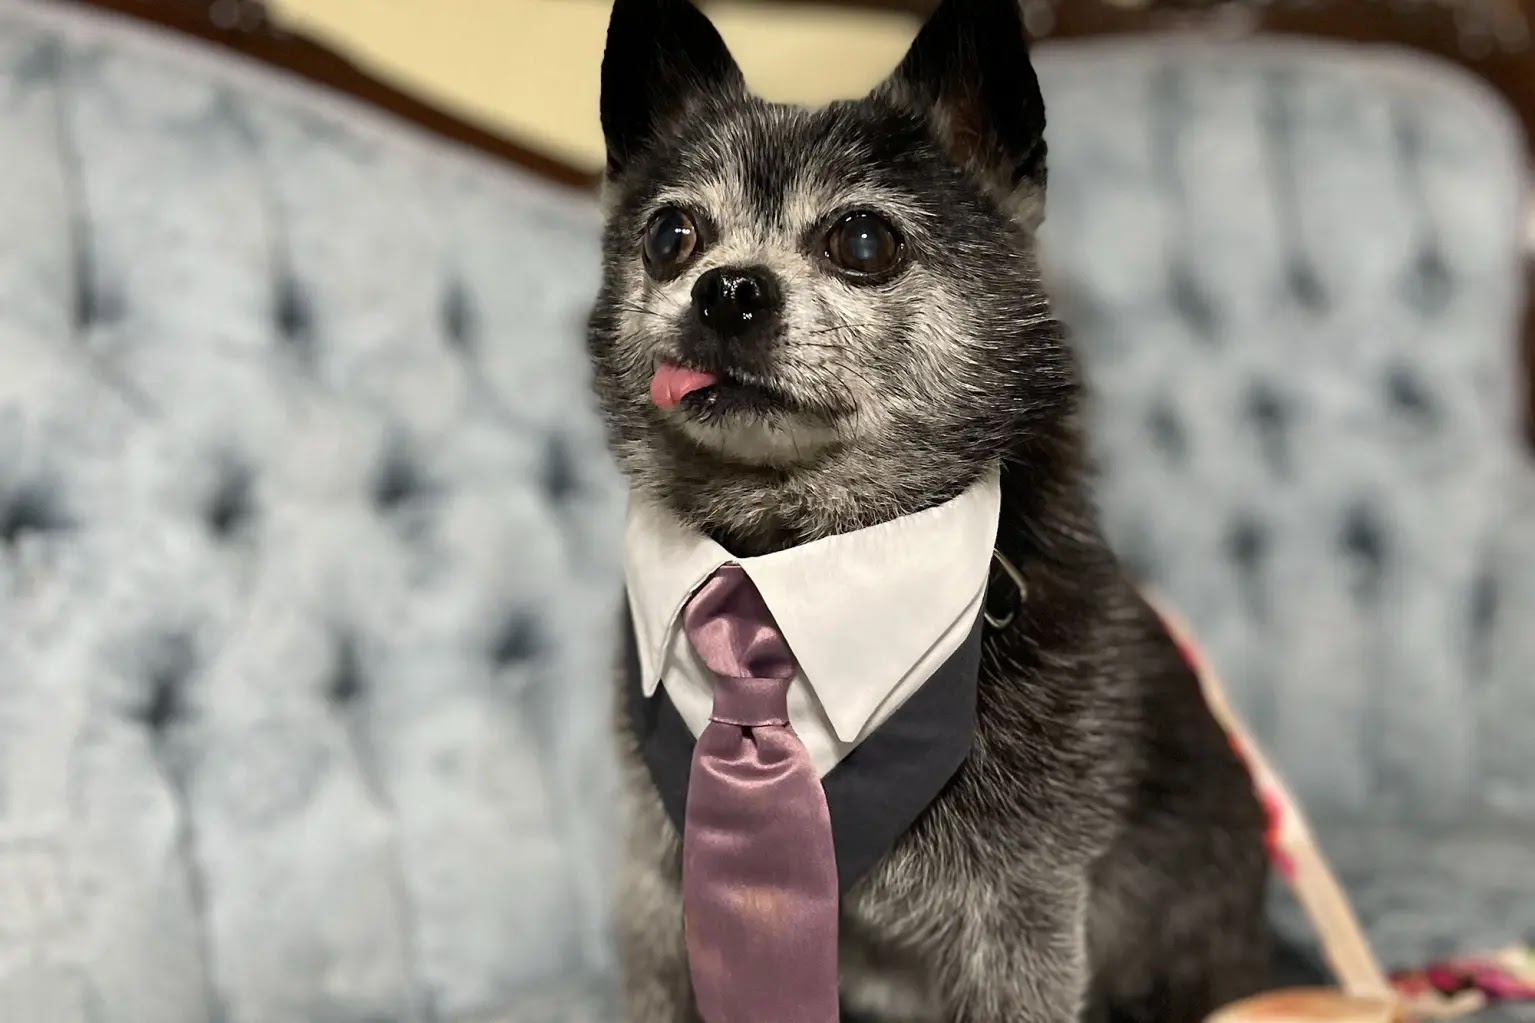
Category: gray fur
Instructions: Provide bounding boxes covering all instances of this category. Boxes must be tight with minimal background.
[590,1,1272,1019]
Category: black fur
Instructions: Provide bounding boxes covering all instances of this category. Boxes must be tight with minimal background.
[600,0,746,175]
[591,0,1271,1019]
[883,0,1049,224]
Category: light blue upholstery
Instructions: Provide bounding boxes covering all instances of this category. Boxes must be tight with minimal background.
[0,4,622,1020]
[1038,41,1535,1015]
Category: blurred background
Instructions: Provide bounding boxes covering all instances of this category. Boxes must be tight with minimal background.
[0,0,1531,1021]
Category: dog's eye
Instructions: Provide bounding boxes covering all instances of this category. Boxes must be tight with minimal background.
[825,212,903,278]
[642,208,700,276]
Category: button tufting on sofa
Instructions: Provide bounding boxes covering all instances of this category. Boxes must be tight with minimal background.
[271,273,313,354]
[1222,513,1270,610]
[371,442,432,513]
[134,631,196,734]
[0,480,71,546]
[204,459,254,539]
[1243,380,1292,477]
[489,611,542,669]
[326,632,366,707]
[541,432,581,504]
[1139,395,1183,463]
[1383,363,1439,426]
[1338,501,1390,603]
[440,277,478,355]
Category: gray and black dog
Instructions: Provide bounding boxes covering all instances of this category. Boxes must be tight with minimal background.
[587,0,1272,1019]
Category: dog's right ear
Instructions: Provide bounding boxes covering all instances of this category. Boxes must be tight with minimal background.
[875,0,1048,230]
[600,0,745,176]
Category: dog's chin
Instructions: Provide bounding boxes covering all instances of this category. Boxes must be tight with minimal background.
[675,415,842,467]
[662,385,844,468]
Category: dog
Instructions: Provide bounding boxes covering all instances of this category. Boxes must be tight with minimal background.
[586,0,1272,1019]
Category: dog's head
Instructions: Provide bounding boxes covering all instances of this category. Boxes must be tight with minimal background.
[589,0,1074,551]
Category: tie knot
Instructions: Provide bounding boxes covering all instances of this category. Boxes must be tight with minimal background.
[683,564,796,725]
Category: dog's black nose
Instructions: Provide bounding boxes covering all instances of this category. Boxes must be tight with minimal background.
[691,266,782,339]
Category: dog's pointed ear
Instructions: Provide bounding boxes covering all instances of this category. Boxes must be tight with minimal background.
[600,0,745,176]
[876,0,1047,230]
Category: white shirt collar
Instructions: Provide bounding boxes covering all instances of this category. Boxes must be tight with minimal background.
[623,470,1002,745]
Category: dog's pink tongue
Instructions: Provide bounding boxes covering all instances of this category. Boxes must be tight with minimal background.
[650,362,718,409]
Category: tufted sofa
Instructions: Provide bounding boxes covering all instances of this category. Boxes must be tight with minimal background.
[1037,43,1535,1010]
[0,3,624,1020]
[1,2,1532,1022]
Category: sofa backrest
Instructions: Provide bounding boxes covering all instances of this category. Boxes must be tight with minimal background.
[0,4,623,1020]
[1038,40,1535,825]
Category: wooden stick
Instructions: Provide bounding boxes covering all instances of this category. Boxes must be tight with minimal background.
[1208,988,1400,1023]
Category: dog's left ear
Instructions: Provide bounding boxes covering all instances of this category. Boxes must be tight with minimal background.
[601,0,746,177]
[876,0,1047,230]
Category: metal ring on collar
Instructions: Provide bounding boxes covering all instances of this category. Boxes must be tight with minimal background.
[985,549,1028,631]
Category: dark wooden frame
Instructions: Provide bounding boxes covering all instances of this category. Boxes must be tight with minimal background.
[44,0,1535,440]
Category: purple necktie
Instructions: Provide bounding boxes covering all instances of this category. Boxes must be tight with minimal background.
[681,564,840,1023]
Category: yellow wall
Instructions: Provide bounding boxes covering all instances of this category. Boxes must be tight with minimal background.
[269,0,921,173]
